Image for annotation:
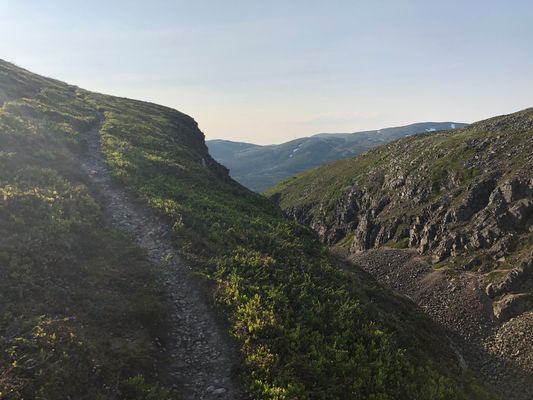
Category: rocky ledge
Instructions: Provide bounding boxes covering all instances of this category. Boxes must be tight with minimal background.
[282,109,533,321]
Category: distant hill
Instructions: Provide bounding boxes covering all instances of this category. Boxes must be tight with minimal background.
[208,122,467,191]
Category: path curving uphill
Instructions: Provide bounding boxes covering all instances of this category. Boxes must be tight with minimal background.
[82,116,239,400]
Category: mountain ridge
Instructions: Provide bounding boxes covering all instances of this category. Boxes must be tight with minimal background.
[207,121,467,191]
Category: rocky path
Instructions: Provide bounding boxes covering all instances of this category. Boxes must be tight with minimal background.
[82,117,239,400]
[350,248,533,400]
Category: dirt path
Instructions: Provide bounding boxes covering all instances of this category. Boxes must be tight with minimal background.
[82,117,239,400]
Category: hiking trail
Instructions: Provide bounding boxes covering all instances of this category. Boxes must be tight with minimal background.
[82,116,239,400]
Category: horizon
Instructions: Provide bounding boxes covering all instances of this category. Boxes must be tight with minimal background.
[1,0,532,144]
[206,120,469,146]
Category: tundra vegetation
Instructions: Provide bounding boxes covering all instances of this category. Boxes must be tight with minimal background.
[0,60,492,399]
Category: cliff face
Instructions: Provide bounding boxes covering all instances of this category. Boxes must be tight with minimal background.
[301,172,532,267]
[267,109,533,399]
[269,109,533,320]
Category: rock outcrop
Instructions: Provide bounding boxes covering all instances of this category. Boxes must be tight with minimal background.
[270,108,533,320]
[486,260,533,298]
[493,293,533,321]
[285,172,532,268]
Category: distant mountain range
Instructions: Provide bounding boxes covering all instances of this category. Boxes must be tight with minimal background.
[208,122,467,191]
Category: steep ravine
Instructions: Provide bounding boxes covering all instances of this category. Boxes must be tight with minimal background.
[269,109,533,326]
[82,116,239,400]
[268,109,533,400]
[271,109,532,265]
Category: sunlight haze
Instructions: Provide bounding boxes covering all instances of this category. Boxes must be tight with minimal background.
[1,0,532,144]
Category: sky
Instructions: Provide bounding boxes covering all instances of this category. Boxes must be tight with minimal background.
[0,1,532,144]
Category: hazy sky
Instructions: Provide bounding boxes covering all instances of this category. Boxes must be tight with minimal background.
[1,1,532,144]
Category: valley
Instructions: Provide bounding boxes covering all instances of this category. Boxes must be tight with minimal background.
[1,2,530,399]
[0,59,492,399]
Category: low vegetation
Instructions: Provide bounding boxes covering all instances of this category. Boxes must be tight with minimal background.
[0,61,170,399]
[84,84,491,398]
[0,59,493,399]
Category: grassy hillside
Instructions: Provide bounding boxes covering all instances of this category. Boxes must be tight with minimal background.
[0,60,170,399]
[207,122,466,192]
[267,108,532,275]
[0,59,492,400]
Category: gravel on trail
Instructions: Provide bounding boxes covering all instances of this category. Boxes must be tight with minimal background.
[82,117,240,400]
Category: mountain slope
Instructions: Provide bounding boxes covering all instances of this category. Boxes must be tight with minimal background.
[0,59,491,400]
[267,108,533,399]
[267,109,532,272]
[208,122,467,191]
[0,60,170,399]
